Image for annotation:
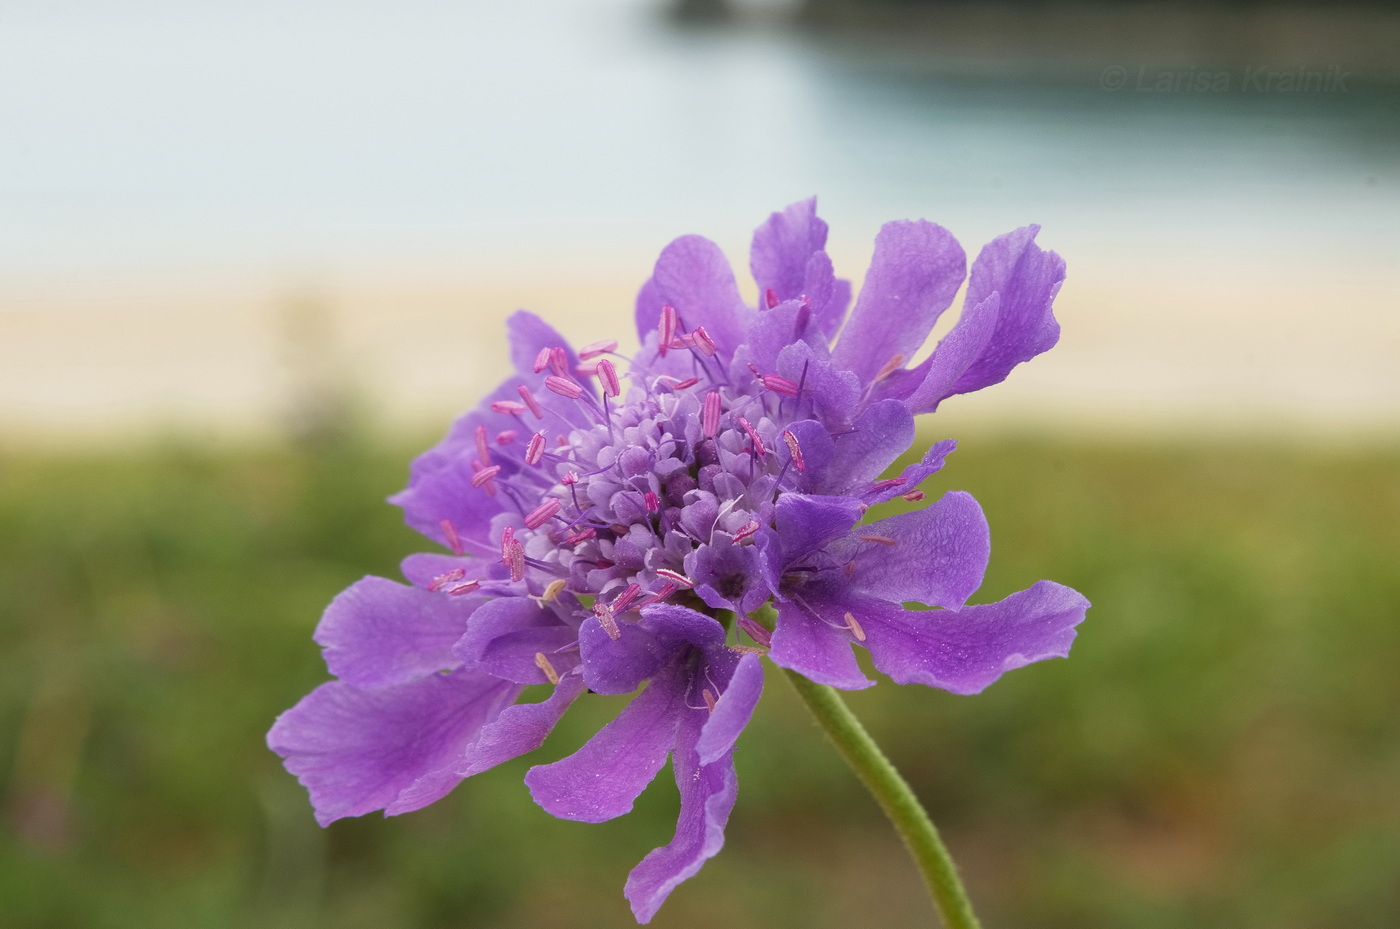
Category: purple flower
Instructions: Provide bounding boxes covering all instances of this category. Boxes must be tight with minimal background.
[268,199,1089,922]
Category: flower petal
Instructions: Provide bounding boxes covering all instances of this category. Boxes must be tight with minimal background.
[578,616,673,695]
[314,576,480,689]
[266,670,520,826]
[507,309,584,383]
[947,226,1065,398]
[525,663,686,822]
[646,235,751,359]
[862,439,957,505]
[861,580,1090,694]
[847,490,990,610]
[768,598,873,690]
[452,597,578,685]
[749,197,829,307]
[832,220,966,384]
[625,711,738,923]
[771,492,865,572]
[902,292,1000,414]
[696,652,763,765]
[826,399,915,493]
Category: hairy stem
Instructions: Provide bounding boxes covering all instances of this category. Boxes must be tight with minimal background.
[781,669,983,929]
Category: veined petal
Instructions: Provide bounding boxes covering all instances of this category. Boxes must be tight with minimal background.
[750,197,829,307]
[825,399,915,493]
[452,597,577,685]
[948,226,1065,398]
[267,671,520,826]
[771,492,865,572]
[832,220,966,384]
[696,652,763,765]
[862,439,957,505]
[645,235,751,358]
[525,663,686,822]
[625,711,739,923]
[861,581,1089,694]
[314,576,479,689]
[578,616,674,695]
[768,598,873,690]
[903,292,1000,414]
[507,309,584,385]
[846,490,990,610]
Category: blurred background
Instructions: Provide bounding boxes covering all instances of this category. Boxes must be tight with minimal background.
[1,0,1397,926]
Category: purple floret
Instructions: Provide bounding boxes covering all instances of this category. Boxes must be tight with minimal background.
[268,198,1089,923]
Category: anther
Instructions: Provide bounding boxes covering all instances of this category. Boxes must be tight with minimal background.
[475,425,491,465]
[439,519,465,556]
[500,526,514,564]
[737,416,767,456]
[544,375,583,399]
[541,578,567,603]
[532,347,552,374]
[872,477,907,490]
[702,688,718,713]
[655,568,695,589]
[902,490,926,502]
[658,304,678,357]
[548,347,568,376]
[471,464,502,488]
[525,432,546,465]
[534,651,561,685]
[761,374,801,398]
[875,353,906,381]
[506,541,525,582]
[733,520,761,543]
[490,400,527,415]
[691,325,717,356]
[702,390,722,438]
[524,498,561,530]
[859,534,897,546]
[495,430,517,445]
[667,376,699,390]
[597,358,621,398]
[447,580,481,596]
[561,470,579,485]
[611,583,642,614]
[427,568,466,592]
[765,287,779,309]
[517,385,543,419]
[781,429,806,472]
[593,600,621,640]
[843,611,867,641]
[578,339,618,360]
[634,580,677,609]
[737,614,772,647]
[644,491,660,513]
[564,527,596,546]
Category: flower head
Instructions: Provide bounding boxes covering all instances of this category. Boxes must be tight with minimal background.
[269,199,1089,922]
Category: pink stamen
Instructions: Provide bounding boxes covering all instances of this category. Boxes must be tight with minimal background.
[691,325,717,356]
[658,304,678,357]
[737,614,772,647]
[655,568,695,589]
[544,375,583,399]
[593,600,621,640]
[578,339,618,360]
[702,390,721,438]
[561,470,579,485]
[517,385,543,419]
[439,519,464,556]
[548,347,568,376]
[597,358,621,398]
[524,498,562,530]
[611,583,642,614]
[781,429,806,472]
[532,347,552,374]
[737,416,767,456]
[733,520,762,543]
[761,374,801,398]
[427,567,467,592]
[902,490,926,502]
[525,432,546,465]
[702,688,718,713]
[500,526,514,563]
[447,580,481,596]
[859,534,897,547]
[872,477,907,490]
[471,464,502,488]
[495,430,517,445]
[506,542,525,582]
[475,425,491,465]
[662,376,700,390]
[564,527,596,546]
[490,400,527,415]
[765,287,779,309]
[634,580,678,609]
[574,358,602,376]
[643,491,661,513]
[844,611,867,642]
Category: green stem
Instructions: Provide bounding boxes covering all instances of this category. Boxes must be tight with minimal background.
[781,668,983,929]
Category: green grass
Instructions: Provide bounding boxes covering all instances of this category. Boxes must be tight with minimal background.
[1,433,1397,928]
